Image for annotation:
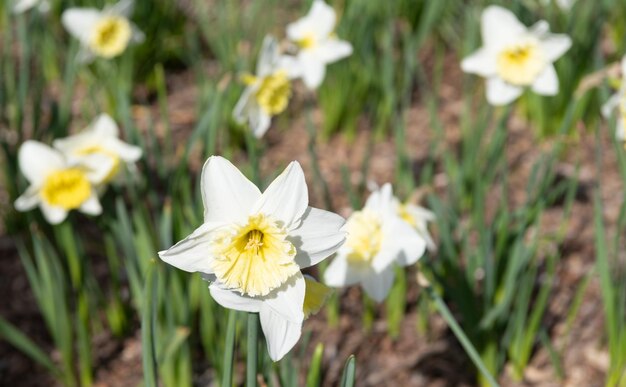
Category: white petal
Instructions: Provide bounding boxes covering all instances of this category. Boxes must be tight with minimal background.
[200,156,262,224]
[19,141,65,185]
[14,186,40,211]
[361,266,395,303]
[251,161,308,228]
[290,207,346,269]
[370,246,400,273]
[364,183,394,215]
[461,47,496,77]
[387,218,427,267]
[531,65,559,96]
[481,6,527,50]
[621,56,626,76]
[233,87,255,124]
[92,114,120,137]
[299,54,327,89]
[323,252,362,287]
[307,0,336,40]
[158,222,223,273]
[252,110,272,139]
[131,24,145,44]
[602,94,620,119]
[62,8,101,44]
[540,34,571,63]
[78,153,117,185]
[104,138,142,162]
[316,39,353,63]
[39,202,68,225]
[209,283,263,313]
[278,55,302,79]
[486,77,523,106]
[260,304,303,361]
[256,35,280,77]
[79,193,102,216]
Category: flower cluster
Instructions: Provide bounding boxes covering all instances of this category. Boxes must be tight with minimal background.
[15,114,142,224]
[234,0,353,138]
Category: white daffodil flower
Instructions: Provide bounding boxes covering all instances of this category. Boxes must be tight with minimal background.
[12,0,49,14]
[14,141,104,224]
[539,0,575,10]
[158,156,346,361]
[286,0,353,89]
[234,36,299,139]
[394,199,436,252]
[324,184,426,302]
[53,114,142,185]
[61,0,144,63]
[461,5,571,106]
[602,56,626,143]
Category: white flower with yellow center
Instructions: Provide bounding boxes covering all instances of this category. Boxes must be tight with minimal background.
[461,5,571,106]
[234,36,299,139]
[324,184,426,302]
[602,56,626,143]
[158,156,346,360]
[14,141,104,224]
[12,0,49,14]
[53,114,142,185]
[61,0,144,63]
[286,0,353,89]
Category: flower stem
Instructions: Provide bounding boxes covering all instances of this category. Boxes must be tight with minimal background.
[424,285,500,387]
[246,312,258,387]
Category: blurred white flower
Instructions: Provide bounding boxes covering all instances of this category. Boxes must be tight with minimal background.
[233,36,299,138]
[601,56,626,142]
[461,5,571,106]
[61,0,144,62]
[395,199,436,252]
[12,0,49,14]
[53,114,142,185]
[324,184,426,302]
[539,0,576,10]
[159,156,346,360]
[286,0,353,89]
[14,141,103,224]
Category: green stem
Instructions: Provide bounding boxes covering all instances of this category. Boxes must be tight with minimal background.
[246,312,258,387]
[221,310,237,387]
[424,285,500,387]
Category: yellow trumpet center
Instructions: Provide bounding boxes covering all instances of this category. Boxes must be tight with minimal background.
[296,33,317,49]
[90,16,132,58]
[496,40,545,86]
[41,168,92,210]
[211,214,298,297]
[75,145,121,183]
[255,71,291,115]
[346,210,383,264]
[303,277,332,318]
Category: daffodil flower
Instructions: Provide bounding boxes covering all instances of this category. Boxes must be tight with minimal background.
[602,56,626,143]
[158,156,346,360]
[395,199,436,252]
[233,36,299,138]
[324,184,426,302]
[53,114,142,185]
[12,0,49,14]
[14,141,105,224]
[461,5,571,106]
[62,0,144,63]
[286,0,353,89]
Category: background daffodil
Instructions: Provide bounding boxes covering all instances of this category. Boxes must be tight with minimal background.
[461,5,571,106]
[602,56,626,143]
[324,184,426,302]
[159,156,346,360]
[61,0,144,63]
[14,141,104,224]
[286,0,353,89]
